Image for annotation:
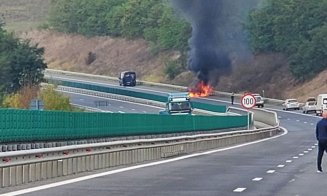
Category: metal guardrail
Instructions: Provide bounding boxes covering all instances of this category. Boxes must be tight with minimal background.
[0,126,281,188]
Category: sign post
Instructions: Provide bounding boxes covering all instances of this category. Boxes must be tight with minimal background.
[240,94,256,130]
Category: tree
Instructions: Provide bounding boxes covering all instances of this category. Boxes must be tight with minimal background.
[0,22,47,97]
[39,85,72,111]
[247,0,327,80]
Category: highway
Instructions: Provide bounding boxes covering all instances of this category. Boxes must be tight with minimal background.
[62,91,162,114]
[3,79,324,195]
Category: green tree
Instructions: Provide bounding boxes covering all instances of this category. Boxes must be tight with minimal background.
[40,85,72,111]
[247,0,327,79]
[0,22,47,101]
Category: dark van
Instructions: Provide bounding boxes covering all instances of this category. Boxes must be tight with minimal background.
[119,71,136,86]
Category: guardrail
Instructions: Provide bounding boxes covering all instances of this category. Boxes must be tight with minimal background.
[0,126,281,189]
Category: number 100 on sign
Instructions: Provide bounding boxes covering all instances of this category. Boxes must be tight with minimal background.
[241,94,256,109]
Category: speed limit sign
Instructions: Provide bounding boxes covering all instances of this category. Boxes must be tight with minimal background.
[241,94,256,109]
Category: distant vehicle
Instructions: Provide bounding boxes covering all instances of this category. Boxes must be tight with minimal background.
[302,101,316,114]
[316,94,327,116]
[159,93,192,115]
[119,71,136,86]
[253,94,264,108]
[282,99,300,110]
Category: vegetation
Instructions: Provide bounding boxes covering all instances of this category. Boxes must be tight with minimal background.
[3,85,74,111]
[0,22,47,102]
[39,85,73,111]
[48,0,191,52]
[247,0,327,80]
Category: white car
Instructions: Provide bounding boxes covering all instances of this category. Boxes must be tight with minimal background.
[282,99,300,110]
[302,101,316,114]
[253,94,264,108]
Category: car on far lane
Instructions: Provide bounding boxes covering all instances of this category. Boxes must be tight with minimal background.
[302,101,316,114]
[253,94,264,108]
[282,98,300,110]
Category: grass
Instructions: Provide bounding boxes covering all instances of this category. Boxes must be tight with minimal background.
[0,0,51,32]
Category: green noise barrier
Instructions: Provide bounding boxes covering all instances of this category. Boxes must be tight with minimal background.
[0,109,247,142]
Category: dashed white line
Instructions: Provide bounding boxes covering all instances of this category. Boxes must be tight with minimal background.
[118,111,125,113]
[304,151,308,153]
[296,120,300,122]
[233,188,247,192]
[315,144,318,146]
[131,109,136,111]
[286,160,293,163]
[311,123,314,126]
[308,148,313,151]
[293,156,299,159]
[252,177,263,181]
[277,165,285,168]
[267,170,275,174]
[299,153,304,156]
[304,122,307,124]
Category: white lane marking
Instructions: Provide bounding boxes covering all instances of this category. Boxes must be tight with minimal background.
[277,165,285,168]
[311,123,314,126]
[287,118,291,120]
[286,160,292,163]
[267,170,275,174]
[131,109,136,111]
[308,148,312,151]
[1,127,288,196]
[143,111,147,113]
[233,188,247,192]
[304,122,307,124]
[312,146,316,148]
[296,120,300,122]
[252,177,263,181]
[315,143,318,146]
[118,111,125,113]
[293,156,299,159]
[303,151,308,153]
[299,153,304,156]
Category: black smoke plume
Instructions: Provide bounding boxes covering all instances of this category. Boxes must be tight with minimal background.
[171,0,261,86]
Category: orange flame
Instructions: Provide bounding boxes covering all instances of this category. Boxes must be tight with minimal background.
[188,81,213,98]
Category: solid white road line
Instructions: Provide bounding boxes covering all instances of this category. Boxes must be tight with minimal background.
[1,127,288,196]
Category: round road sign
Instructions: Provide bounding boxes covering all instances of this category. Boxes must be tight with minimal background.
[241,94,256,109]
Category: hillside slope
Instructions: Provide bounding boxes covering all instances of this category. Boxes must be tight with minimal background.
[20,30,326,101]
[2,0,325,101]
[20,30,183,83]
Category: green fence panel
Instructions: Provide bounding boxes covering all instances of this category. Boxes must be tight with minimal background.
[0,109,247,143]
